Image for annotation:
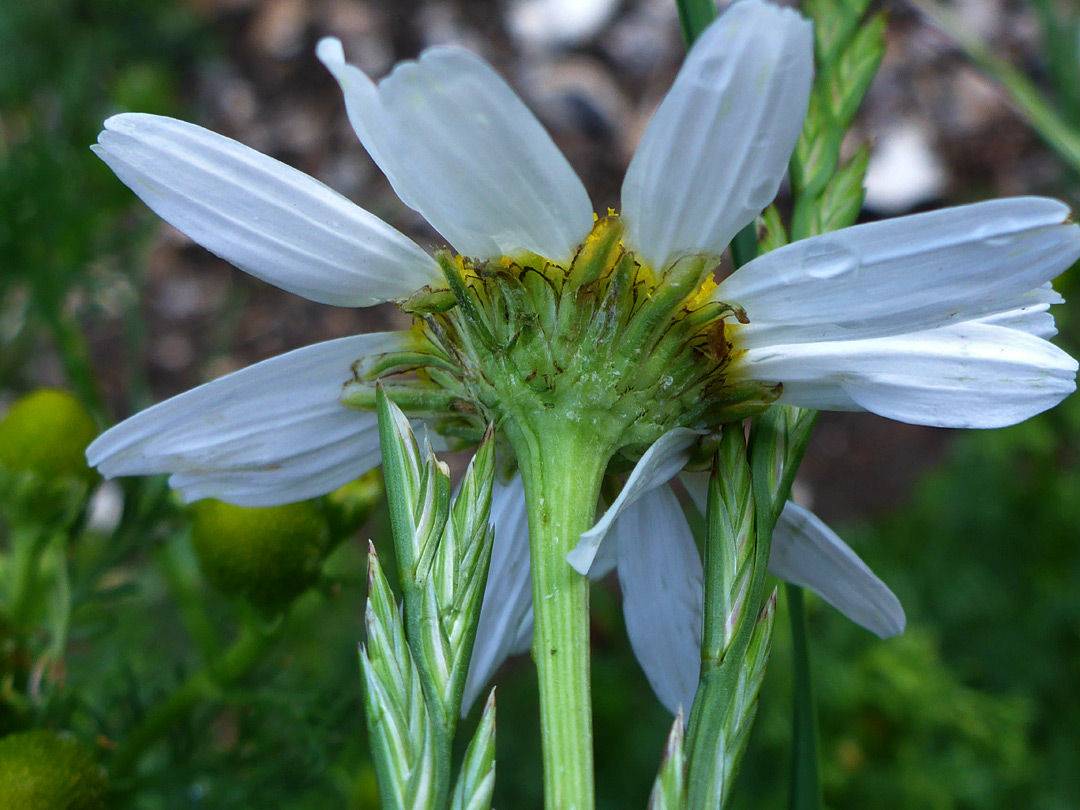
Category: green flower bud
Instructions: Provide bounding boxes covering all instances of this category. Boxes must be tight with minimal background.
[323,470,384,540]
[0,390,97,484]
[189,499,332,611]
[0,730,107,810]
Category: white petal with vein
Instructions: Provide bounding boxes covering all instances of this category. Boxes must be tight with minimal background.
[720,198,1080,346]
[567,428,701,575]
[735,321,1078,428]
[95,114,439,306]
[771,502,905,638]
[621,0,813,270]
[317,39,593,264]
[973,282,1063,339]
[615,485,703,714]
[86,333,412,506]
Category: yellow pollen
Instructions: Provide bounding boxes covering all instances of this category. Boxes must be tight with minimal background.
[687,276,718,310]
[635,261,658,288]
[455,253,483,283]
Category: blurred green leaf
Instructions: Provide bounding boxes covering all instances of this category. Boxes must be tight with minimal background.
[912,0,1080,177]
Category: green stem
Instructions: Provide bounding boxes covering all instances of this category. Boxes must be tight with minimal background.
[789,196,816,244]
[675,0,717,46]
[44,533,73,663]
[156,540,222,662]
[511,420,608,810]
[40,307,106,420]
[109,615,280,779]
[729,223,759,270]
[786,584,822,810]
[5,526,50,626]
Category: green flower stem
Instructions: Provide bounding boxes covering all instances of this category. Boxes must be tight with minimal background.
[729,224,759,270]
[156,540,222,662]
[43,533,73,663]
[675,0,715,46]
[109,613,281,779]
[748,407,822,810]
[4,526,50,626]
[511,419,608,810]
[786,584,822,810]
[40,307,107,420]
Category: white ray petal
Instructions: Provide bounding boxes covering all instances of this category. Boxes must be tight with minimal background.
[317,39,593,264]
[94,114,439,306]
[976,306,1056,339]
[735,321,1078,428]
[679,470,709,517]
[462,473,534,715]
[163,435,381,507]
[973,282,1063,339]
[86,332,412,505]
[771,502,905,638]
[720,198,1080,346]
[510,607,534,655]
[567,428,701,575]
[615,485,703,714]
[621,0,813,271]
[588,515,620,580]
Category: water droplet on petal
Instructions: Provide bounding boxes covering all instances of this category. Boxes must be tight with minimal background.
[801,240,860,281]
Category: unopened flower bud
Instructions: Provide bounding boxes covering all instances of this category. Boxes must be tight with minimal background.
[189,499,332,611]
[0,390,97,484]
[0,730,107,810]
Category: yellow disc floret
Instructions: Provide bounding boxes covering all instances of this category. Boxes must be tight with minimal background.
[348,216,779,458]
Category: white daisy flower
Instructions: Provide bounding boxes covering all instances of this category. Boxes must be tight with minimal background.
[86,0,1078,713]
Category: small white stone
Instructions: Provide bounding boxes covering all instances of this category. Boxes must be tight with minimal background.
[86,481,124,535]
[864,121,947,214]
[509,0,619,48]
